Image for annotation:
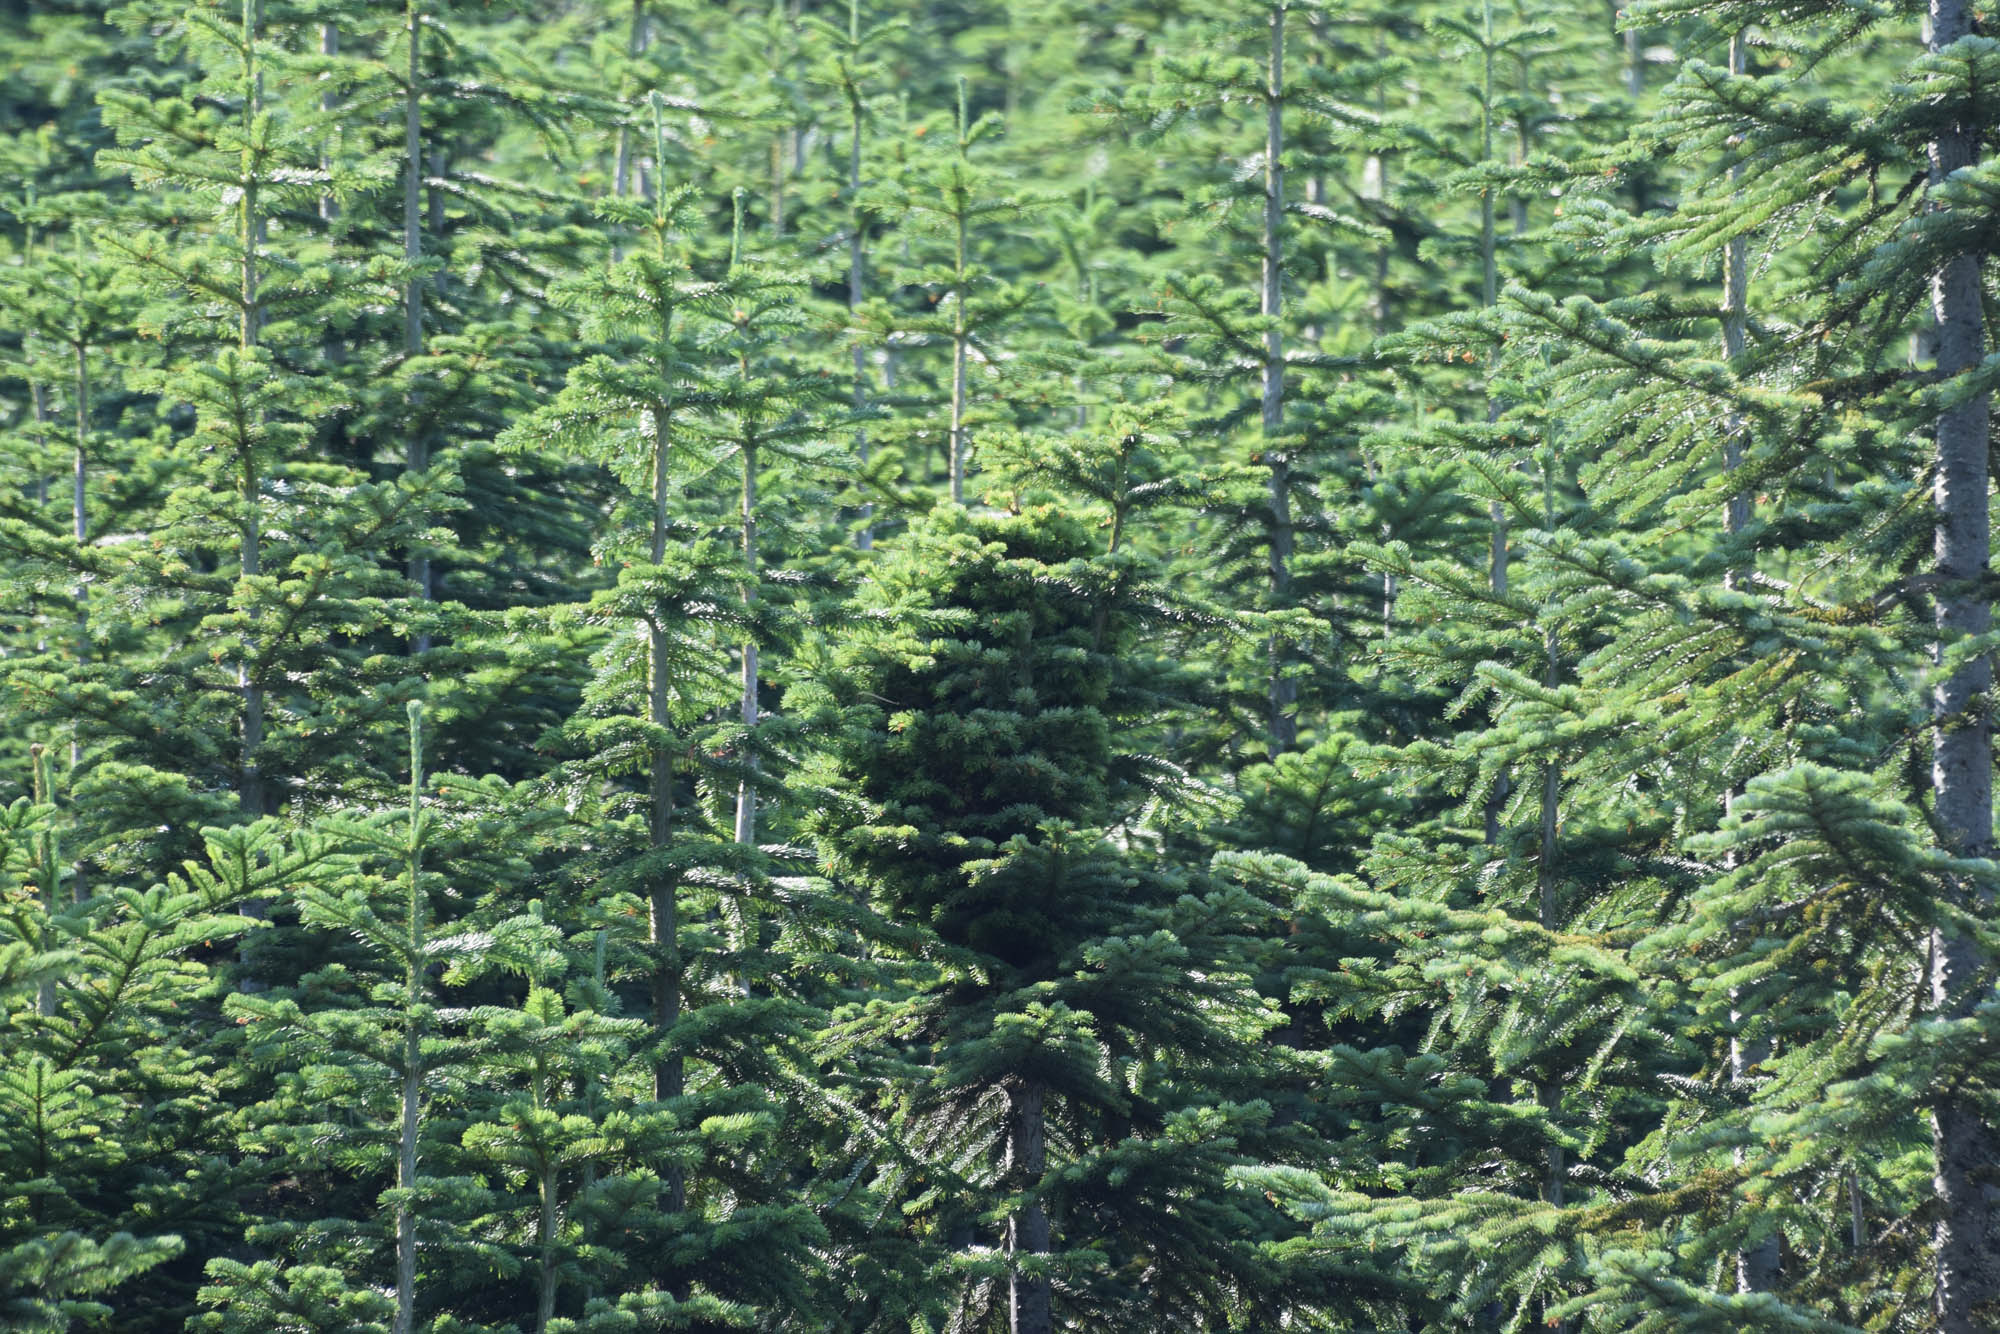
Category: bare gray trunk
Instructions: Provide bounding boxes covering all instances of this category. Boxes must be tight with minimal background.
[535,1158,559,1333]
[769,135,786,234]
[70,334,88,739]
[32,380,51,516]
[735,443,758,849]
[319,24,339,224]
[950,83,971,506]
[1478,0,1508,845]
[1361,59,1394,624]
[613,0,647,199]
[394,706,427,1334]
[318,24,346,379]
[404,0,432,649]
[31,746,57,1017]
[1929,3,2000,1328]
[403,1,423,365]
[1262,4,1294,753]
[1719,30,1751,554]
[238,0,264,817]
[1480,0,1504,603]
[394,1032,420,1334]
[850,28,872,549]
[1536,461,1568,1329]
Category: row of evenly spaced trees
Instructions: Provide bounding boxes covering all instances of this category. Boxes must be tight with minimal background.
[5,0,2000,1330]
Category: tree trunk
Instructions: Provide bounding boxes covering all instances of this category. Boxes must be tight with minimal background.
[319,23,339,225]
[394,1020,421,1334]
[394,705,427,1334]
[647,403,686,1214]
[613,0,647,199]
[31,381,51,517]
[404,0,432,651]
[1712,27,1781,1298]
[1479,0,1508,844]
[1262,3,1294,754]
[70,325,88,777]
[1537,749,1564,1232]
[735,441,758,851]
[318,24,346,380]
[1536,448,1567,1331]
[238,0,264,818]
[770,134,786,235]
[1006,1078,1052,1334]
[1480,0,1502,594]
[1929,3,2000,1329]
[31,746,58,1017]
[535,1157,559,1334]
[950,80,971,507]
[849,16,872,549]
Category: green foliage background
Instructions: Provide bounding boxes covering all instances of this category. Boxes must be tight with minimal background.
[3,0,2000,1329]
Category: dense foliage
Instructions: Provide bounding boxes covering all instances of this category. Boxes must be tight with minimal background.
[5,0,2000,1329]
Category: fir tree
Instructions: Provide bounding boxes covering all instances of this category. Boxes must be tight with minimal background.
[810,502,1317,1330]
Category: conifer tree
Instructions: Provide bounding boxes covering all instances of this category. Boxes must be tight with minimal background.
[60,0,449,837]
[803,0,907,549]
[811,502,1318,1330]
[496,163,831,1324]
[1,741,351,1326]
[860,79,1050,510]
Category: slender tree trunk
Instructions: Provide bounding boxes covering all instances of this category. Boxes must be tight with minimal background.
[647,393,686,1215]
[403,4,423,362]
[950,81,972,507]
[318,24,346,380]
[1929,3,2000,1328]
[65,315,88,880]
[1719,82,1751,553]
[1006,1078,1052,1334]
[394,705,427,1334]
[1362,46,1396,630]
[735,440,758,850]
[21,223,51,539]
[1480,0,1496,600]
[849,24,873,549]
[1262,3,1294,753]
[770,134,786,235]
[31,380,51,515]
[30,373,51,651]
[238,0,264,818]
[31,746,57,1017]
[393,976,422,1334]
[1479,0,1508,844]
[1711,27,1780,1298]
[1535,455,1568,1334]
[614,0,647,199]
[70,325,89,774]
[319,24,339,225]
[404,0,432,650]
[426,147,447,240]
[949,214,968,505]
[1536,772,1566,1334]
[535,1156,559,1334]
[70,342,86,570]
[578,931,606,1308]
